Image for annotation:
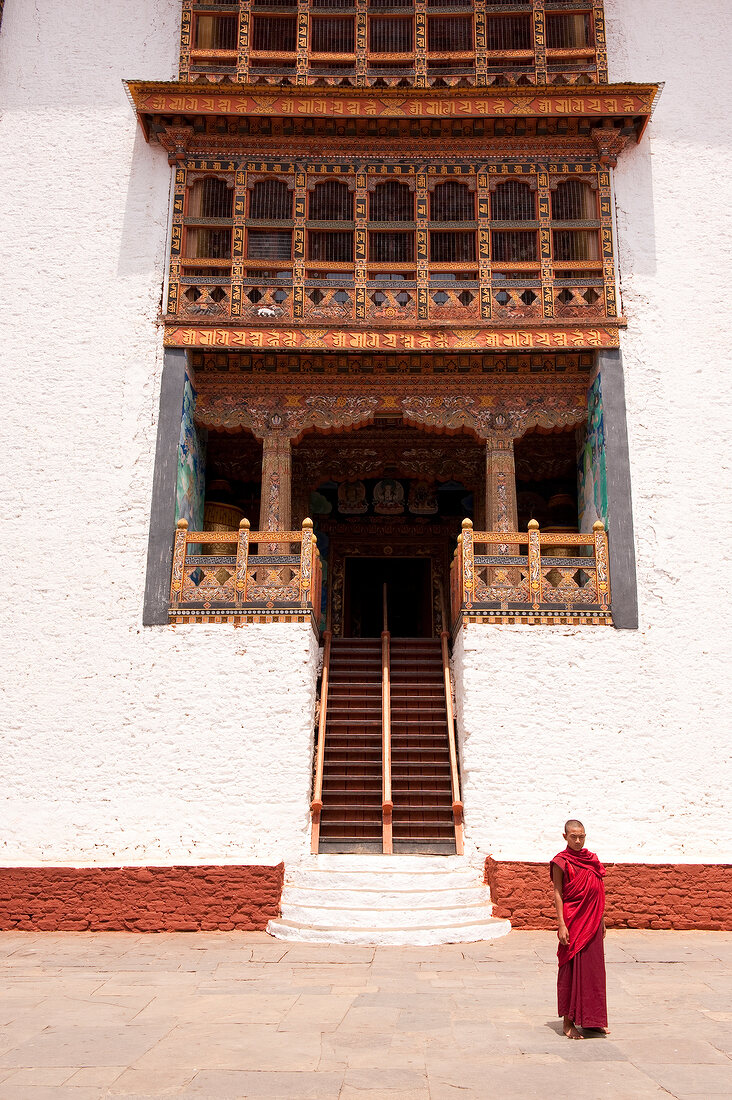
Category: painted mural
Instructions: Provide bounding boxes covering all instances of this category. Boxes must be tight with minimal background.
[577,371,608,531]
[175,373,206,531]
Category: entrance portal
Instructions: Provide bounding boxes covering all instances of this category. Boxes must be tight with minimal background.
[345,557,432,638]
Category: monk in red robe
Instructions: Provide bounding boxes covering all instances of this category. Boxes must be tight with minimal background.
[550,819,607,1039]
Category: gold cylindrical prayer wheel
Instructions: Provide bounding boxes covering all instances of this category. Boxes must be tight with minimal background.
[203,490,245,556]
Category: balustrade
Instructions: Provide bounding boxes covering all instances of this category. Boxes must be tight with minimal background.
[450,517,612,624]
[169,517,323,620]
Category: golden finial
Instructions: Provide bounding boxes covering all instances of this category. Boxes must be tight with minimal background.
[239,517,250,529]
[461,518,473,529]
[302,517,314,529]
[176,518,188,529]
[592,520,605,532]
[528,519,540,531]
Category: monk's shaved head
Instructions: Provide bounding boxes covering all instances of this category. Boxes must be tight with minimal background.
[564,819,585,833]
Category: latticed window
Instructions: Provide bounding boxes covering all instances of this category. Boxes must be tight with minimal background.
[369,181,413,222]
[252,16,296,51]
[188,178,233,219]
[194,14,238,49]
[370,232,414,262]
[546,13,591,49]
[431,182,474,222]
[491,181,534,221]
[553,230,600,261]
[309,181,354,221]
[486,15,533,50]
[370,0,412,8]
[492,230,538,262]
[308,231,354,261]
[247,229,292,260]
[312,0,353,7]
[427,17,473,52]
[551,180,596,220]
[249,180,292,220]
[430,231,476,262]
[186,228,232,259]
[311,17,355,52]
[369,17,413,52]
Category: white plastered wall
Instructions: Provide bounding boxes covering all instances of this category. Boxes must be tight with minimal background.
[456,0,732,863]
[0,0,318,865]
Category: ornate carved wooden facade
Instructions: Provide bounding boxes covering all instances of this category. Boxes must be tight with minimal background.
[129,1,656,628]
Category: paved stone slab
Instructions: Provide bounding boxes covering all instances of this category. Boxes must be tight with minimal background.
[0,931,731,1096]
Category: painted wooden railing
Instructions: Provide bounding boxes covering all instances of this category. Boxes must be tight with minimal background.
[450,518,611,625]
[440,628,465,856]
[309,628,332,854]
[381,583,393,855]
[169,516,322,615]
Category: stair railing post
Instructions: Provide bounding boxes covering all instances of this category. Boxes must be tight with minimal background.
[381,582,393,855]
[235,517,250,607]
[170,518,189,609]
[440,628,464,855]
[310,628,332,854]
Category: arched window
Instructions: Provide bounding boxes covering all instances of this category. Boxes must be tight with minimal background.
[369,181,413,222]
[249,179,292,220]
[309,180,353,221]
[187,177,233,219]
[430,182,474,222]
[551,180,596,220]
[491,180,535,221]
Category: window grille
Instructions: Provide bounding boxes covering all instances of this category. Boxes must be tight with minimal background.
[247,230,293,260]
[252,15,297,51]
[430,231,476,262]
[369,17,413,52]
[188,178,234,219]
[427,17,472,52]
[369,0,412,8]
[195,15,239,50]
[187,228,232,259]
[551,180,596,220]
[370,232,414,262]
[369,181,413,222]
[491,180,534,221]
[430,182,474,222]
[312,0,354,7]
[309,181,354,221]
[428,0,471,6]
[311,16,355,52]
[552,230,600,262]
[546,13,591,49]
[249,180,292,220]
[491,230,538,262]
[307,231,354,261]
[486,15,532,50]
[486,0,529,5]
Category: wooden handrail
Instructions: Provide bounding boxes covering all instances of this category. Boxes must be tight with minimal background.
[381,582,393,855]
[440,628,464,856]
[310,629,332,855]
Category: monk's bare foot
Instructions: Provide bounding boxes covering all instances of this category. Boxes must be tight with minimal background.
[563,1016,583,1039]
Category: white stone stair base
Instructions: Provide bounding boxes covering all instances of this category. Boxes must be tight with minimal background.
[266,855,511,946]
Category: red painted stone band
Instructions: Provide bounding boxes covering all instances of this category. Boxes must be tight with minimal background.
[0,865,284,932]
[485,858,732,931]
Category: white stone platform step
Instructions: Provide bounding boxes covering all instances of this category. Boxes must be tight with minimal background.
[267,855,511,946]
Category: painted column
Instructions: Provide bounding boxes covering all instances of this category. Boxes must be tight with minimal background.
[259,429,293,534]
[484,435,518,534]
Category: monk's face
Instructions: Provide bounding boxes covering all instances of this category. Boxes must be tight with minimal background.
[564,826,586,851]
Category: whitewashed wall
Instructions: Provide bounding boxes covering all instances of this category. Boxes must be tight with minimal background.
[457,0,732,863]
[0,1,318,865]
[1,0,730,868]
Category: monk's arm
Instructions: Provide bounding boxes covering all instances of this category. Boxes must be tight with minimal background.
[551,863,570,945]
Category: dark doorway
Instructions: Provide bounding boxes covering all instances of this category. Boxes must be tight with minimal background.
[345,557,432,638]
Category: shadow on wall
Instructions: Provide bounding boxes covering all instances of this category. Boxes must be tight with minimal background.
[117,125,172,281]
[613,131,658,280]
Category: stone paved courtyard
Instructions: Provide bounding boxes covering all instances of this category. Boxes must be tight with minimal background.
[0,930,730,1098]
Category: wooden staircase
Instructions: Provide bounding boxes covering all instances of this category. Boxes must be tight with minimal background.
[315,636,459,854]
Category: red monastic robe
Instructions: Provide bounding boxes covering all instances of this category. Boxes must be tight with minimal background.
[550,846,607,1028]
